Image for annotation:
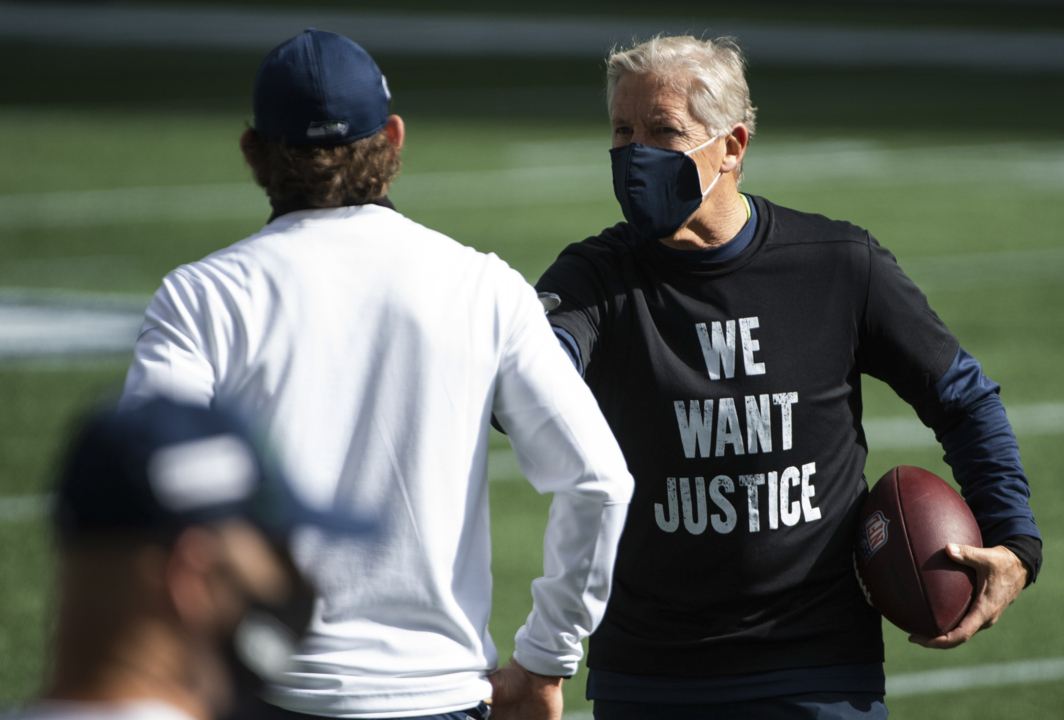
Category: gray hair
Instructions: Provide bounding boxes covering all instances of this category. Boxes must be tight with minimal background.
[607,35,757,153]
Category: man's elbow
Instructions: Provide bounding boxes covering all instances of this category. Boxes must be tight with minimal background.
[592,466,634,506]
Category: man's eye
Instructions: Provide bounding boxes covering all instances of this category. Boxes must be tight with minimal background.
[614,127,632,135]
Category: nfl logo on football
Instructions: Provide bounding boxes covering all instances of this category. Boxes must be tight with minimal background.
[858,511,890,563]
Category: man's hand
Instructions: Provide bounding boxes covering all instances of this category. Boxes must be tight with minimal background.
[487,659,564,720]
[909,543,1029,649]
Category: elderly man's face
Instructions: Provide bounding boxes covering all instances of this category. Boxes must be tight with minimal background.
[610,72,714,152]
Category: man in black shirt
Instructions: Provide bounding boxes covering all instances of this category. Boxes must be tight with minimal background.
[535,36,1041,720]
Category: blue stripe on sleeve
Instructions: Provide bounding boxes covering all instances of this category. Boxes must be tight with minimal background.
[552,326,584,376]
[933,347,1041,547]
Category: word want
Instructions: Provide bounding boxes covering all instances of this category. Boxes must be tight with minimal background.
[674,393,798,457]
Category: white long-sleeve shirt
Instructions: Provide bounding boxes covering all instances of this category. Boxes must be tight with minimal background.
[121,204,633,718]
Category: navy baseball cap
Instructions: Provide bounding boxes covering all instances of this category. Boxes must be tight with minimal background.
[55,397,379,543]
[253,29,391,146]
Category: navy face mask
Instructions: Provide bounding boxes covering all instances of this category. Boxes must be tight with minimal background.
[610,137,722,240]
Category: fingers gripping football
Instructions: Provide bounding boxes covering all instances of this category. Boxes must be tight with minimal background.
[909,544,1029,649]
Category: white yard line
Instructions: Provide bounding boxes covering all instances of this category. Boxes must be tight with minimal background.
[557,658,1064,710]
[11,388,1058,501]
[744,141,1064,187]
[0,471,1058,710]
[1,2,1063,71]
[3,406,1055,520]
[0,493,51,522]
[0,183,269,229]
[0,166,609,229]
[864,403,1064,449]
[901,247,1064,292]
[4,237,1062,357]
[886,657,1064,697]
[8,398,1048,509]
[2,141,1062,229]
[0,303,144,357]
[488,402,1064,480]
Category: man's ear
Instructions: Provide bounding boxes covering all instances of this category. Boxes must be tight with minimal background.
[384,115,405,151]
[720,124,749,174]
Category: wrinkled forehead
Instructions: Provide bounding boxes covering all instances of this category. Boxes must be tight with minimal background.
[609,71,696,125]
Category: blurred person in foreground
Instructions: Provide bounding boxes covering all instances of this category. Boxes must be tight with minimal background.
[12,397,377,720]
[120,29,633,720]
[534,36,1042,719]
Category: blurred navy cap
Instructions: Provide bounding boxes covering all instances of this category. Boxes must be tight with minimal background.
[253,28,391,146]
[55,397,379,543]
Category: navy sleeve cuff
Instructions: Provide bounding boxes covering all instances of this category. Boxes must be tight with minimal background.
[1000,534,1042,586]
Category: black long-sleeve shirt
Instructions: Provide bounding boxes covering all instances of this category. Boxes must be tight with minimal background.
[535,195,1040,691]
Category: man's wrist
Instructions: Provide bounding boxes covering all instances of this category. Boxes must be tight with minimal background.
[511,647,576,679]
[512,659,566,684]
[1000,535,1042,586]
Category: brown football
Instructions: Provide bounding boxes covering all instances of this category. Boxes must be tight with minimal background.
[854,466,982,637]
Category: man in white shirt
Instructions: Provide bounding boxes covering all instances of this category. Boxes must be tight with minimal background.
[120,29,634,720]
[11,398,374,720]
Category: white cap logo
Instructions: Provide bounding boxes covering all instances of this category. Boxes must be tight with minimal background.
[148,435,257,512]
[381,75,391,102]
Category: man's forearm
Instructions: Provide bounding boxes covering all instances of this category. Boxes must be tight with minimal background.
[495,291,633,676]
[931,347,1041,581]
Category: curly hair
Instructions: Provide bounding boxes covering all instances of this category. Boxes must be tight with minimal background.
[245,129,401,207]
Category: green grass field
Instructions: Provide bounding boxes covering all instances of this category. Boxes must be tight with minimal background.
[1,32,1062,719]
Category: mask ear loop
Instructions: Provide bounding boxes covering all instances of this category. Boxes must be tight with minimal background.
[700,170,723,199]
[685,134,725,198]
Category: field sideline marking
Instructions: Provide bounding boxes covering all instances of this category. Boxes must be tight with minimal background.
[3,485,1063,697]
[0,303,144,357]
[555,658,1064,715]
[886,657,1064,697]
[0,493,51,522]
[3,234,1064,357]
[2,140,1063,229]
[864,403,1064,449]
[1,401,1062,508]
[2,2,1063,71]
[487,402,1064,480]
